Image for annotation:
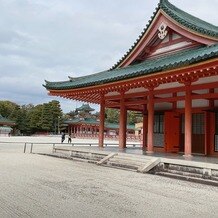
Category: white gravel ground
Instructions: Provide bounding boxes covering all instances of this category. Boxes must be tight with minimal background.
[0,136,218,218]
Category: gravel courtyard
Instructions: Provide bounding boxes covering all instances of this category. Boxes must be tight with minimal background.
[0,137,218,218]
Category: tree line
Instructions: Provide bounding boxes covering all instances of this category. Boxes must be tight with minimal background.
[0,100,142,135]
[0,100,62,135]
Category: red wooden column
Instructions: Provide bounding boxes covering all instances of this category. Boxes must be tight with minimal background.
[184,83,192,157]
[99,94,105,148]
[147,89,154,154]
[209,88,214,108]
[172,93,177,110]
[119,91,127,149]
[142,104,147,150]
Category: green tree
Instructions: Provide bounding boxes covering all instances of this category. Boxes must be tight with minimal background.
[0,100,64,135]
[105,108,142,125]
[48,100,62,133]
[105,109,119,124]
[0,101,19,118]
[127,111,142,125]
[15,105,30,134]
[41,103,53,131]
[28,104,44,133]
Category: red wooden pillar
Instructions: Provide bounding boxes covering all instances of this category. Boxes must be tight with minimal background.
[147,90,154,153]
[172,93,177,110]
[142,104,147,150]
[184,83,192,157]
[209,88,214,108]
[119,92,127,149]
[99,95,105,148]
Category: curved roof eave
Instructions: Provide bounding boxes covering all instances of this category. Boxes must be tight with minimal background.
[44,44,218,91]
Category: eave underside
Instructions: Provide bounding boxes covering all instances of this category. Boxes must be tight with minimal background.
[48,60,218,111]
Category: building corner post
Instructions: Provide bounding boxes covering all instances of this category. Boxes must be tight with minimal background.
[142,104,147,150]
[184,83,192,157]
[119,91,127,149]
[147,89,154,154]
[99,94,105,148]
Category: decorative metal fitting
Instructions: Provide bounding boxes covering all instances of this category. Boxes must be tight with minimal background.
[158,22,168,39]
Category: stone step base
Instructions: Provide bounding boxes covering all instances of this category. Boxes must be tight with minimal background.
[156,171,218,186]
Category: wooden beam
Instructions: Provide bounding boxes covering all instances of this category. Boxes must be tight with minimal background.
[105,80,218,102]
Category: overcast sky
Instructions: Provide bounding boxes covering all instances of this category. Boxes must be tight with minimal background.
[0,0,217,113]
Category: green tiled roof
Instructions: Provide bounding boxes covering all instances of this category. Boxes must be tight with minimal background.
[105,123,135,130]
[160,0,218,38]
[0,126,13,131]
[110,0,218,70]
[0,114,15,125]
[76,104,95,112]
[64,118,99,125]
[64,118,135,130]
[64,118,80,124]
[44,44,218,90]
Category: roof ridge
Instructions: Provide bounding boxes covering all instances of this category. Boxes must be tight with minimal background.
[160,0,218,37]
[109,0,218,70]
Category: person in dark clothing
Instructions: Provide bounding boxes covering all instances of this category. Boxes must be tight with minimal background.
[61,132,65,143]
[68,134,72,143]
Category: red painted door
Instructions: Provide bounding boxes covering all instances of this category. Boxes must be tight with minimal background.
[192,113,205,154]
[164,112,180,153]
[180,113,205,155]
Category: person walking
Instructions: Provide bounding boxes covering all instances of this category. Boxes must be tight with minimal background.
[61,132,65,143]
[68,134,72,143]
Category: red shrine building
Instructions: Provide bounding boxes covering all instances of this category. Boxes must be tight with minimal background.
[44,0,218,157]
[64,104,135,140]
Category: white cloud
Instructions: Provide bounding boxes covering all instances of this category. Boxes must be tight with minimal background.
[0,0,217,112]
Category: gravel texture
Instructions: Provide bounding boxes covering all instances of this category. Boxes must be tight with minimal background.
[0,137,218,218]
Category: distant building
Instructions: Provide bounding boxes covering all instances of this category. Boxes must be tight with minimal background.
[75,104,95,114]
[0,114,16,137]
[64,104,136,140]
